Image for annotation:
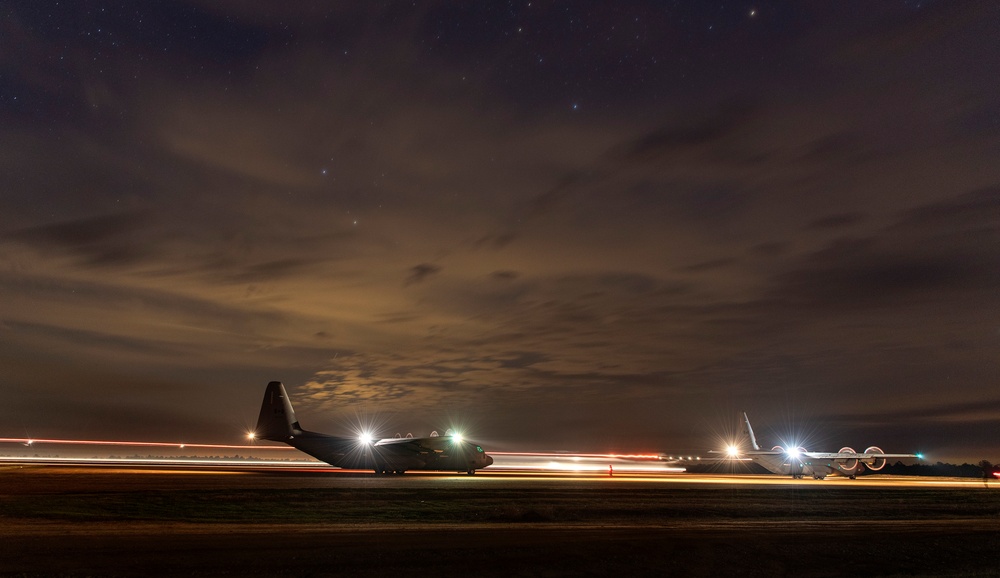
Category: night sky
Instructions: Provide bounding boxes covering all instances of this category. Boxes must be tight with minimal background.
[2,2,999,462]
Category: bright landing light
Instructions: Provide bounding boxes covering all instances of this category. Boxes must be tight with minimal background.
[726,445,739,457]
[786,447,800,459]
[451,433,463,444]
[359,432,374,445]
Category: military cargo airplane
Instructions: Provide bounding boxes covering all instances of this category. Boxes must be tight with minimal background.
[724,412,919,479]
[252,381,493,474]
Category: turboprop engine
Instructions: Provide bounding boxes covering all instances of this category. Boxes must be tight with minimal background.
[864,446,887,471]
[837,447,859,470]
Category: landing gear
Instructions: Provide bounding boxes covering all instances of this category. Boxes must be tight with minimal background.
[466,469,476,475]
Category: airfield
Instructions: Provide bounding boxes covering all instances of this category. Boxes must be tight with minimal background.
[1,463,997,577]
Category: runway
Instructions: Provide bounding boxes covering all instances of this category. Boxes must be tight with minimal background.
[0,461,992,492]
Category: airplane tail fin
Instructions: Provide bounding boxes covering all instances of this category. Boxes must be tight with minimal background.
[255,381,303,441]
[742,412,760,450]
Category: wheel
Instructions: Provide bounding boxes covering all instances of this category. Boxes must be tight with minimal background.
[466,469,475,475]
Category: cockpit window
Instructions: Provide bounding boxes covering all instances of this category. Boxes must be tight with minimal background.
[476,446,483,453]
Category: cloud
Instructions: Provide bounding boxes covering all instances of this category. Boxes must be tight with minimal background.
[4,212,152,268]
[490,270,518,281]
[404,263,442,286]
[613,101,758,162]
[805,212,865,230]
[893,186,1000,232]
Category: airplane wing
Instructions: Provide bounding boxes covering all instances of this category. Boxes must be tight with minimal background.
[803,451,919,459]
[718,449,920,460]
[708,449,783,456]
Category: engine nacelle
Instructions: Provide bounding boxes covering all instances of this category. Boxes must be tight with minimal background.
[864,446,886,471]
[837,447,858,470]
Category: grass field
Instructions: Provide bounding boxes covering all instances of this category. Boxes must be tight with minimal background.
[3,486,999,525]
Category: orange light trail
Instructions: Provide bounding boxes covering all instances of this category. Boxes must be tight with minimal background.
[0,456,322,467]
[0,437,295,450]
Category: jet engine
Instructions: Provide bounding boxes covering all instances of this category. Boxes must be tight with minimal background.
[864,446,886,470]
[837,447,858,470]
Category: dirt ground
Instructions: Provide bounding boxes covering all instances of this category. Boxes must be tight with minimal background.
[1,466,997,577]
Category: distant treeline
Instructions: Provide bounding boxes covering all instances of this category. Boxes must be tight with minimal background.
[875,461,998,479]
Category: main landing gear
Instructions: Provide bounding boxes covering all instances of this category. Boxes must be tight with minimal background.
[374,468,406,475]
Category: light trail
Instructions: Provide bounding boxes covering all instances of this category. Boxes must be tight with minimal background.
[0,437,693,474]
[0,437,295,450]
[0,456,322,467]
[489,464,687,473]
[488,452,687,473]
[490,451,666,460]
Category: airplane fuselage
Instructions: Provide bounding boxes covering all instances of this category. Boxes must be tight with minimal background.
[285,430,494,474]
[254,381,494,474]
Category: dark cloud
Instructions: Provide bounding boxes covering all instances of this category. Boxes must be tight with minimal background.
[680,258,738,273]
[614,101,758,162]
[774,242,976,309]
[404,263,442,286]
[806,212,865,230]
[793,132,867,165]
[4,212,151,267]
[894,186,1000,232]
[521,101,759,227]
[490,270,518,281]
[773,186,1000,310]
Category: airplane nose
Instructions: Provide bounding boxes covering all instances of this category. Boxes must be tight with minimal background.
[485,455,494,466]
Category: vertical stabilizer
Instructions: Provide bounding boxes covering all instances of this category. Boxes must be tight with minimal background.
[255,381,303,441]
[742,412,760,450]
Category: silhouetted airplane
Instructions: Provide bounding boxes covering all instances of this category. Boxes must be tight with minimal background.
[252,381,493,474]
[724,412,920,479]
